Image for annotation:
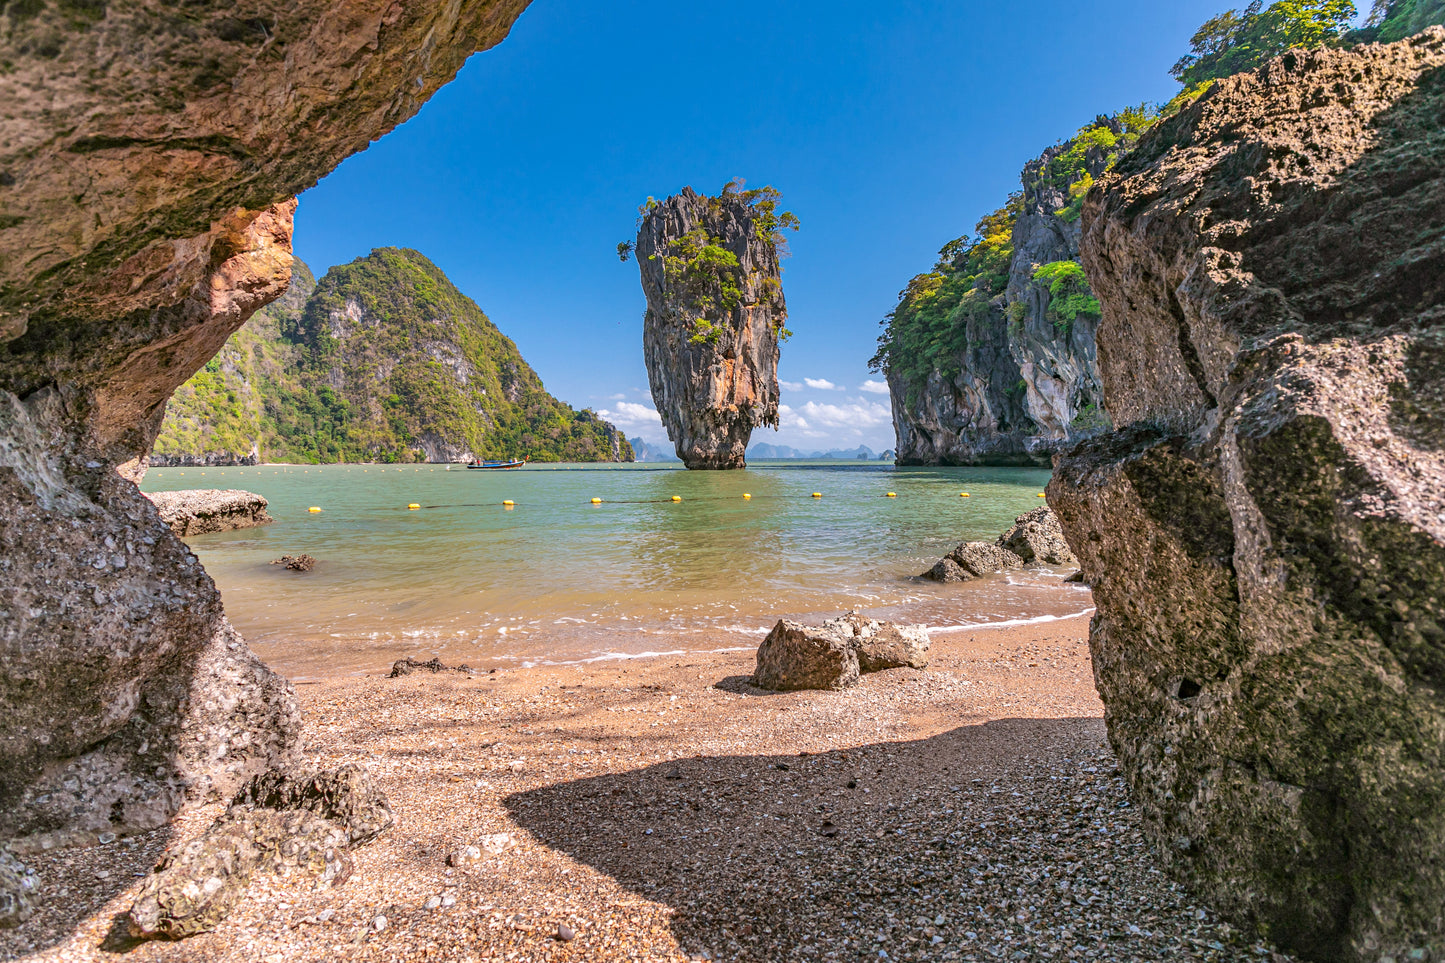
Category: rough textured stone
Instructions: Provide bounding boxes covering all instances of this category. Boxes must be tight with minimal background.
[0,851,37,929]
[389,657,472,678]
[752,621,859,692]
[1050,31,1445,962]
[948,542,1026,579]
[148,489,274,537]
[825,613,931,672]
[127,765,390,940]
[923,557,969,583]
[997,507,1077,566]
[636,188,785,469]
[271,554,317,572]
[0,0,533,849]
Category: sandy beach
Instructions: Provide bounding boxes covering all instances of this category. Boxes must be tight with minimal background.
[2,613,1296,963]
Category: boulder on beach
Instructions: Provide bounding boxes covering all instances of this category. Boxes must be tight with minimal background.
[998,507,1077,566]
[921,508,1074,580]
[753,614,931,690]
[752,620,860,692]
[271,554,317,572]
[127,765,391,940]
[147,489,274,537]
[825,612,930,672]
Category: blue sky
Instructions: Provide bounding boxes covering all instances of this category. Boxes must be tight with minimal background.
[294,0,1237,452]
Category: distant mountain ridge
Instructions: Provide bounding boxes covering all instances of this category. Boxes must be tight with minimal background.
[154,249,631,465]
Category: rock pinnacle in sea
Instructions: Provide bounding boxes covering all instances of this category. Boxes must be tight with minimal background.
[632,182,796,470]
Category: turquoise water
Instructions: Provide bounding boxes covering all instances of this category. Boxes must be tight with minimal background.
[142,463,1091,678]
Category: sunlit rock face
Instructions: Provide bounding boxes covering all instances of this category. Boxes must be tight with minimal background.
[636,188,785,470]
[0,0,531,842]
[1050,30,1445,962]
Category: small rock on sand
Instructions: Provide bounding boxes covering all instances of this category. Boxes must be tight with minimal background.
[270,554,316,572]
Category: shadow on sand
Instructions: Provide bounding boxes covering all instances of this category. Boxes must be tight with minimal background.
[504,717,1278,962]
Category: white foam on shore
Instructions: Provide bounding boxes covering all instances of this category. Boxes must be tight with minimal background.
[520,645,758,669]
[925,608,1096,635]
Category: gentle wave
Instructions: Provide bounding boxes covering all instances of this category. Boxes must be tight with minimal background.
[925,608,1096,634]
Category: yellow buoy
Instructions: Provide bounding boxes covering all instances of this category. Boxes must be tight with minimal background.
[960,492,970,497]
[671,495,682,502]
[886,492,897,498]
[308,507,322,513]
[743,493,752,500]
[408,503,420,510]
[503,500,515,507]
[1038,493,1047,498]
[812,492,822,498]
[591,498,602,504]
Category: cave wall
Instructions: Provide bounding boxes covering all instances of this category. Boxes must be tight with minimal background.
[0,0,531,843]
[1050,30,1445,961]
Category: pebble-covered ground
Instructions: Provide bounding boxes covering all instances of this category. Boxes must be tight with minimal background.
[2,614,1299,962]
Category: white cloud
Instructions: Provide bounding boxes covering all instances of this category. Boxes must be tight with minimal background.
[795,399,892,429]
[779,380,804,391]
[598,401,663,429]
[803,377,842,391]
[859,380,891,395]
[607,393,628,401]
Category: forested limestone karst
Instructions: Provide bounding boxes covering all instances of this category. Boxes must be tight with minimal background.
[871,115,1148,465]
[154,249,631,464]
[1050,30,1445,962]
[0,0,532,851]
[632,183,796,470]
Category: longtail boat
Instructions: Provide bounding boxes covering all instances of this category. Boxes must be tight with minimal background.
[466,457,529,470]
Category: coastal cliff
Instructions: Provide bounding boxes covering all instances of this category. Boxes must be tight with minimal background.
[1051,31,1445,961]
[634,184,794,469]
[154,248,630,464]
[0,0,533,847]
[874,120,1137,465]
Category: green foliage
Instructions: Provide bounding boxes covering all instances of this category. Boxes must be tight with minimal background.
[1033,261,1102,328]
[1036,111,1157,221]
[617,241,634,262]
[155,250,629,464]
[1360,0,1445,39]
[868,196,1021,393]
[1171,1,1357,87]
[647,181,798,344]
[1070,403,1112,431]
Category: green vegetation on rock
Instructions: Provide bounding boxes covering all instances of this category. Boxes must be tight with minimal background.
[1171,1,1357,88]
[154,250,631,465]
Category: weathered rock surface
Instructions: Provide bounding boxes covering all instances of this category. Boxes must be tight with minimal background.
[752,620,859,692]
[127,764,390,940]
[922,508,1075,580]
[826,613,931,672]
[887,130,1112,466]
[271,554,317,572]
[636,187,786,469]
[753,615,931,690]
[148,489,274,537]
[0,851,37,929]
[1050,31,1445,962]
[389,657,473,678]
[0,0,533,854]
[998,506,1077,566]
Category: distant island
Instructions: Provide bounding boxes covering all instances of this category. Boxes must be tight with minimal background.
[628,437,890,463]
[153,249,631,465]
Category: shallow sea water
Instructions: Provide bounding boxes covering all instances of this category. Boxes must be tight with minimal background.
[142,462,1091,678]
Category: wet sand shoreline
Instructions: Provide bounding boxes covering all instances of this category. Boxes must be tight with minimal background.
[3,614,1295,963]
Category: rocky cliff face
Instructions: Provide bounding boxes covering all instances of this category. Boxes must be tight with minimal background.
[1049,31,1445,961]
[882,124,1122,465]
[636,186,787,469]
[0,0,531,846]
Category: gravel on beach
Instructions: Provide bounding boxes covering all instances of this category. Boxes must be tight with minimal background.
[1,613,1299,963]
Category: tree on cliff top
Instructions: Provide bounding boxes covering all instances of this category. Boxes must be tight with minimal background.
[1171,1,1357,87]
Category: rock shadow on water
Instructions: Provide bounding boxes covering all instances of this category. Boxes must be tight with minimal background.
[503,718,1296,962]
